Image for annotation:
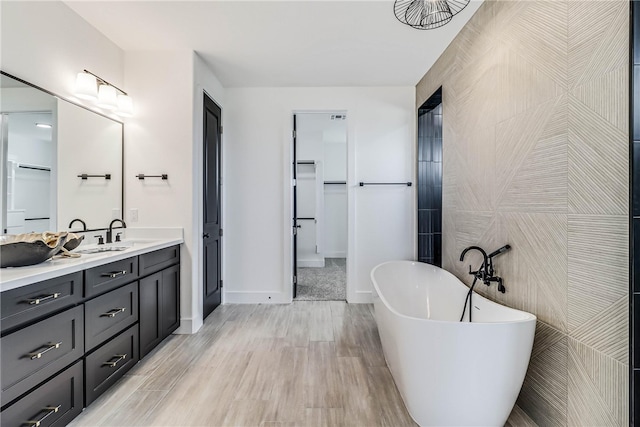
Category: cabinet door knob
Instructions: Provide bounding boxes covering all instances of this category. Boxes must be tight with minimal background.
[202,233,210,238]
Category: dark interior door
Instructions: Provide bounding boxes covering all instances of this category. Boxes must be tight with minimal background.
[292,115,298,298]
[203,94,222,319]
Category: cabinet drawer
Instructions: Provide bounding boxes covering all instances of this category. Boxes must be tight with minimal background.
[85,257,138,298]
[1,272,83,333]
[139,245,179,277]
[1,306,84,405]
[0,360,83,426]
[85,282,139,351]
[85,324,138,406]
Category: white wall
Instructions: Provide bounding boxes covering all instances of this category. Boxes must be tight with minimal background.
[224,87,415,303]
[193,53,226,327]
[124,50,194,330]
[324,185,347,258]
[0,1,123,114]
[124,51,225,333]
[57,100,122,230]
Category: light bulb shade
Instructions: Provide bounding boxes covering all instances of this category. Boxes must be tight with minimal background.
[116,94,134,117]
[97,84,118,110]
[75,72,98,100]
[394,0,469,30]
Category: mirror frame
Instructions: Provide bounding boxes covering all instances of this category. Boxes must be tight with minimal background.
[0,70,124,233]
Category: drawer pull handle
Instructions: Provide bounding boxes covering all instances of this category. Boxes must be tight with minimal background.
[27,342,62,360]
[103,353,127,368]
[25,293,61,305]
[101,307,126,318]
[101,270,127,278]
[24,404,62,426]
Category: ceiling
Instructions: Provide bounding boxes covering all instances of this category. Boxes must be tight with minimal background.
[65,0,483,88]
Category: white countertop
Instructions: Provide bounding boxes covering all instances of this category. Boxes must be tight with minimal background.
[0,228,184,292]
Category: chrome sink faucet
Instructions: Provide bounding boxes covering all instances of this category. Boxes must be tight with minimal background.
[106,219,126,244]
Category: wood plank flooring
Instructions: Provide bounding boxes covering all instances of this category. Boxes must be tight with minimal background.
[70,302,418,427]
[71,301,531,426]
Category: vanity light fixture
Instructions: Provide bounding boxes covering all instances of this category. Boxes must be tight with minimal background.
[97,84,118,110]
[393,0,469,30]
[74,70,134,116]
[74,72,98,100]
[116,94,134,117]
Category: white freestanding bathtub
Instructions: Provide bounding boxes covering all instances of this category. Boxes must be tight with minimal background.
[371,261,536,427]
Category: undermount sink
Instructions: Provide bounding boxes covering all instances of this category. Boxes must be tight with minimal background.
[73,239,157,255]
[75,246,130,254]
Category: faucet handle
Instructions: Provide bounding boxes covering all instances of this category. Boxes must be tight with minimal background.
[94,235,104,245]
[115,232,122,242]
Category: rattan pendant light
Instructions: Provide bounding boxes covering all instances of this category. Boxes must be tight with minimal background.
[394,0,470,30]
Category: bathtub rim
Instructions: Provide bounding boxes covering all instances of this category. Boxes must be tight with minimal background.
[371,260,537,325]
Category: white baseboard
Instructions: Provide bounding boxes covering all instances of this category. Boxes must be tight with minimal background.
[174,317,203,335]
[324,251,347,258]
[224,291,291,304]
[298,260,325,268]
[348,290,372,304]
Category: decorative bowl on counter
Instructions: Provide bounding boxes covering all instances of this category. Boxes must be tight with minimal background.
[0,232,69,268]
[59,232,85,253]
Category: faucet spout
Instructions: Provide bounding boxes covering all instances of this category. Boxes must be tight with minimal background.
[106,219,126,244]
[459,245,488,266]
[459,245,490,286]
[68,218,87,231]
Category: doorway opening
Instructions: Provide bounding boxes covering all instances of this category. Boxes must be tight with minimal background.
[1,111,55,234]
[292,112,347,301]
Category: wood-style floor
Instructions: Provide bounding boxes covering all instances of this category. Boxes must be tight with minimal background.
[70,302,419,427]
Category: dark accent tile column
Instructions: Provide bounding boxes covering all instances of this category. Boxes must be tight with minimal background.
[417,88,443,267]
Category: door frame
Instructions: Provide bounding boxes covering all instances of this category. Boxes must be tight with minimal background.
[285,110,353,302]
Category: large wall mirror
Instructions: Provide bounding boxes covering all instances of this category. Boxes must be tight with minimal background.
[0,72,123,234]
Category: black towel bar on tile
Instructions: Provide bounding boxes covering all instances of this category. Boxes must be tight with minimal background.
[297,218,316,221]
[18,164,51,172]
[137,174,168,180]
[324,181,347,185]
[78,174,111,180]
[296,161,315,165]
[359,182,412,187]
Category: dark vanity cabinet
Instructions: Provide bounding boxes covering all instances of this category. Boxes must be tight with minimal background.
[139,248,180,358]
[0,244,181,425]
